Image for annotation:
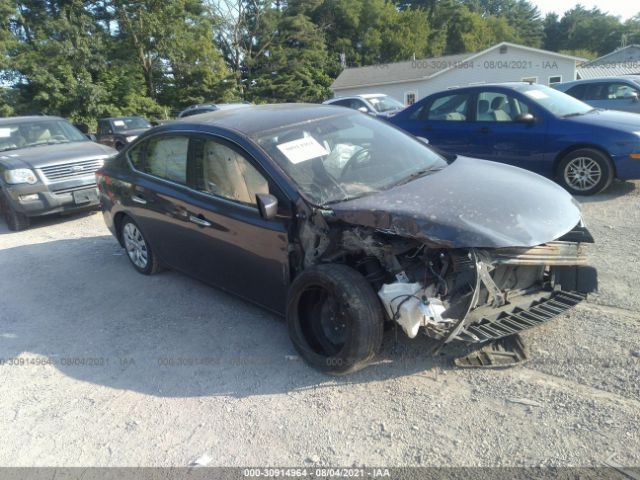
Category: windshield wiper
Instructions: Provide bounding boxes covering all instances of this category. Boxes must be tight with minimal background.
[393,166,442,187]
[563,109,596,118]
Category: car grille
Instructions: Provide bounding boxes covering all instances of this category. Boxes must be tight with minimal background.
[40,159,103,181]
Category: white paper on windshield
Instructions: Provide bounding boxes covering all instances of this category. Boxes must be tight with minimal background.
[113,120,126,127]
[276,137,329,164]
[524,90,548,100]
[0,128,11,138]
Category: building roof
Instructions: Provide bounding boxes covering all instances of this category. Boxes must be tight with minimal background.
[331,42,587,90]
[578,65,640,79]
[577,45,640,79]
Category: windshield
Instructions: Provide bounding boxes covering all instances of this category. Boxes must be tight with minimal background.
[521,85,593,117]
[112,117,151,132]
[0,119,87,152]
[255,112,447,206]
[368,95,404,113]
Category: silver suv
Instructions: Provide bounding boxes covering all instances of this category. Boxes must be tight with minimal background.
[0,116,116,231]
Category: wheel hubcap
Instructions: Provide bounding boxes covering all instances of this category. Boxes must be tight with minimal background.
[564,157,602,192]
[123,223,148,269]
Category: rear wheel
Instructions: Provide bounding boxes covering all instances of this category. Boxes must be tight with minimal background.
[557,148,613,196]
[287,264,384,375]
[120,216,160,275]
[1,190,30,231]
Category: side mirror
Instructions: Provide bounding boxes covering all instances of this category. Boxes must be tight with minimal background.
[416,136,430,145]
[256,193,278,220]
[357,106,369,114]
[629,92,639,102]
[516,113,536,124]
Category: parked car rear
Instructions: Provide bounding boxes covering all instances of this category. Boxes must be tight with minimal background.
[0,116,116,230]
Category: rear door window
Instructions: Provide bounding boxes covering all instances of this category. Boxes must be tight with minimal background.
[141,135,189,184]
[426,93,471,121]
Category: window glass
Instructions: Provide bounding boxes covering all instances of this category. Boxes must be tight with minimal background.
[426,93,471,121]
[405,92,417,106]
[608,83,639,100]
[330,99,351,107]
[583,84,607,100]
[476,91,529,122]
[350,99,368,110]
[254,112,446,206]
[566,84,586,99]
[0,119,87,152]
[128,142,144,170]
[548,76,562,85]
[193,139,269,206]
[143,136,188,184]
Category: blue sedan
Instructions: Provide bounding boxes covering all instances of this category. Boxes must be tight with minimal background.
[389,83,640,195]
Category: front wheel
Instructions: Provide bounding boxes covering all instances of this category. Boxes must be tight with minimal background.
[120,216,160,275]
[1,191,30,231]
[286,264,384,375]
[557,149,613,196]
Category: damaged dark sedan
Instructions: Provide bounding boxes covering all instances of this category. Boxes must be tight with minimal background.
[97,104,597,374]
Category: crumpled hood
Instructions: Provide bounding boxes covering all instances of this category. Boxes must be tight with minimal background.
[0,141,116,169]
[331,157,582,248]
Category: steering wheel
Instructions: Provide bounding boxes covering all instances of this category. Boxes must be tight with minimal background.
[340,147,372,182]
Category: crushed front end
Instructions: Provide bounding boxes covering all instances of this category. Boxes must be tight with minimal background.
[321,222,597,349]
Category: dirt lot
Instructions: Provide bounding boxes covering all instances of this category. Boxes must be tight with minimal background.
[1,180,639,468]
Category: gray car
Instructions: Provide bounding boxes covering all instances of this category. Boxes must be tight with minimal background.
[554,76,640,113]
[0,116,117,231]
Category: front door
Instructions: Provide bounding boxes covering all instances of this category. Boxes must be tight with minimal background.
[398,91,475,156]
[179,135,291,313]
[467,90,550,175]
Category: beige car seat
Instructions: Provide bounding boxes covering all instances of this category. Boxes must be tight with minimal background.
[203,142,268,204]
[491,96,512,122]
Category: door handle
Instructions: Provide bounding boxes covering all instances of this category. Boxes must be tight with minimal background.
[189,215,212,228]
[476,127,491,134]
[132,195,147,205]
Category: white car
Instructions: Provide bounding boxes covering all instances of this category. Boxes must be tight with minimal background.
[323,93,405,118]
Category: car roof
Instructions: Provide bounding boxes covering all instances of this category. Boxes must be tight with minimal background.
[101,116,147,121]
[172,103,350,136]
[558,76,640,86]
[0,115,64,125]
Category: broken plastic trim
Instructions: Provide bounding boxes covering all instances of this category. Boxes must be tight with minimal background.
[454,334,528,368]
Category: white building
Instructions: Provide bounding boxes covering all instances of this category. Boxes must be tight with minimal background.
[331,42,586,105]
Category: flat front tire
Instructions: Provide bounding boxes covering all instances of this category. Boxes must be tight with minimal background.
[287,264,384,375]
[557,148,613,196]
[120,216,160,275]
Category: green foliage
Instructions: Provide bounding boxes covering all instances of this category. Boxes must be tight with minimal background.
[1,0,638,124]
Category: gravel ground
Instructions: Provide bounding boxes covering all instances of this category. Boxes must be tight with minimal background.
[0,180,639,468]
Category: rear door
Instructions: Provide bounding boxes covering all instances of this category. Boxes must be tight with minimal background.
[393,91,475,155]
[180,135,292,313]
[124,134,197,272]
[467,89,550,174]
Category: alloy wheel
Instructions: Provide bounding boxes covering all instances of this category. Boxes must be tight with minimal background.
[564,157,602,192]
[123,222,148,269]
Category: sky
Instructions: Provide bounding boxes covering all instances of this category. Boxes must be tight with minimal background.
[531,0,639,20]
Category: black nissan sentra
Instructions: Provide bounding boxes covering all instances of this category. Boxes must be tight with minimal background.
[97,104,597,374]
